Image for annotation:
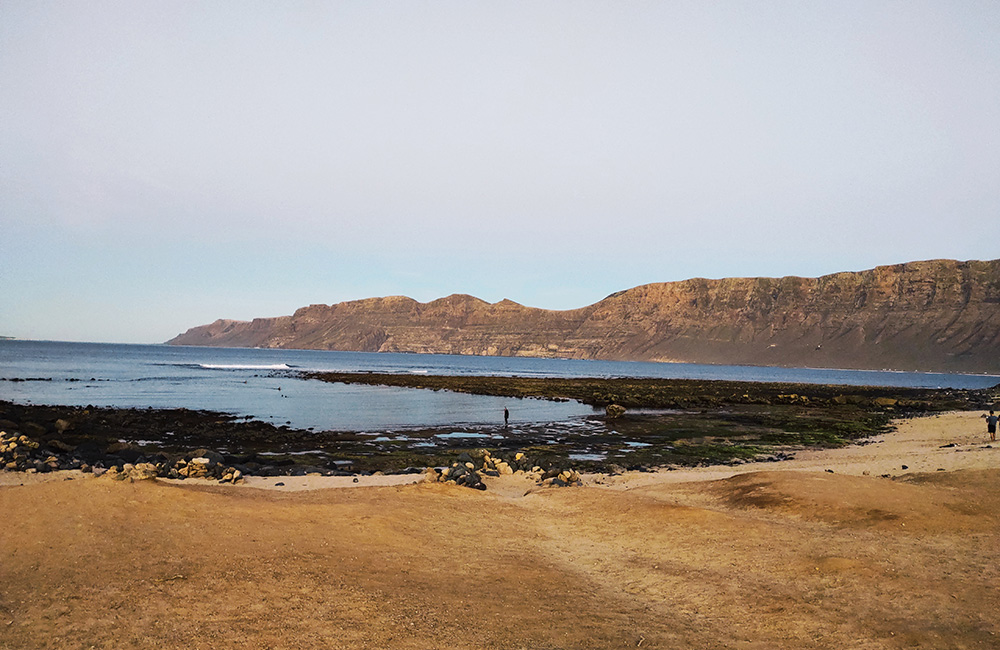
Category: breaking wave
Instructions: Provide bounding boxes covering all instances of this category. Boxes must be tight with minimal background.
[198,363,295,370]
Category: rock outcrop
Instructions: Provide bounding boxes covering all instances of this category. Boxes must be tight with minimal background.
[167,259,1000,373]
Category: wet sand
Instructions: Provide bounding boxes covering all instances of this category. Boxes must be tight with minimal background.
[2,411,999,649]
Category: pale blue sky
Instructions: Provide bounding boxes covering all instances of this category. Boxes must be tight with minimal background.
[2,1,998,343]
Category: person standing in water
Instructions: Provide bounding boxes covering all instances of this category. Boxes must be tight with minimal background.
[987,410,998,442]
[503,407,509,428]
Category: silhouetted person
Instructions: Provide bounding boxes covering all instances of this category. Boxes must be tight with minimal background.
[987,410,998,442]
[504,407,509,428]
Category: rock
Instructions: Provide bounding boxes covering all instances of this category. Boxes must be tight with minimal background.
[46,439,75,453]
[106,443,143,464]
[129,463,159,481]
[606,404,627,419]
[54,418,73,433]
[179,459,208,478]
[23,422,47,437]
[422,467,440,483]
[188,449,225,466]
[874,397,899,407]
[102,466,127,481]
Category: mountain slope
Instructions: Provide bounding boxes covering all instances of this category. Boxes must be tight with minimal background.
[167,259,1000,373]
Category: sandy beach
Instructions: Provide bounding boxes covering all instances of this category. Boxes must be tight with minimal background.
[2,410,998,649]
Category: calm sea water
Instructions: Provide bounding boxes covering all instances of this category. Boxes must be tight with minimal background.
[1,340,996,432]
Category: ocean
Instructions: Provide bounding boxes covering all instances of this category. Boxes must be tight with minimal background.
[1,340,996,432]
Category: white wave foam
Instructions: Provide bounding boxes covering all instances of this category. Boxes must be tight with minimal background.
[199,363,292,370]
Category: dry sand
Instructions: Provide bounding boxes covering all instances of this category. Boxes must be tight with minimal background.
[2,411,998,649]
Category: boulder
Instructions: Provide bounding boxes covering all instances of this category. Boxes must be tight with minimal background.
[187,449,225,465]
[23,422,47,437]
[46,439,75,454]
[129,463,160,481]
[606,404,627,419]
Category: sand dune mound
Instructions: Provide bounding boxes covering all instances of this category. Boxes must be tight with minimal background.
[695,469,1000,533]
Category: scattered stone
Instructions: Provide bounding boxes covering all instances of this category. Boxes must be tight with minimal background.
[435,461,486,490]
[901,465,908,470]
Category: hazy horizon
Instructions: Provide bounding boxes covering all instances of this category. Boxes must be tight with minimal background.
[3,2,998,343]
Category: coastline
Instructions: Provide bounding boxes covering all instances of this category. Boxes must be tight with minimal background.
[1,370,995,485]
[3,410,999,649]
[3,410,995,491]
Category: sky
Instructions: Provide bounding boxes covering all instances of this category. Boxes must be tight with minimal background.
[2,1,999,344]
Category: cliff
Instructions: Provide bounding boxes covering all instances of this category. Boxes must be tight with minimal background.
[167,259,1000,373]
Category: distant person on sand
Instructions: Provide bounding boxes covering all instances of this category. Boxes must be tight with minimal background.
[987,410,998,441]
[504,407,509,428]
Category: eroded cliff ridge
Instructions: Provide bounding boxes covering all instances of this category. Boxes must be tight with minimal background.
[167,259,1000,373]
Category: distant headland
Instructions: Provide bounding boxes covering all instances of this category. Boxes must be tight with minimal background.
[168,259,1000,374]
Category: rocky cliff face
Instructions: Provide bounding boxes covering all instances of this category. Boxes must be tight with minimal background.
[167,259,1000,373]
